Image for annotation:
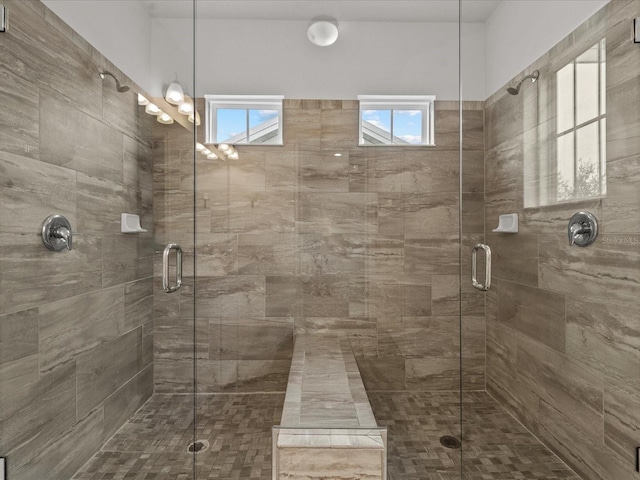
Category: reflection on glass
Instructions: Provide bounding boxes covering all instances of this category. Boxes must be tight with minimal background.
[249,109,280,144]
[526,39,606,207]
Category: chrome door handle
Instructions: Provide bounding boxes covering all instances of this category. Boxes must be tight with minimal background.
[471,244,491,291]
[163,243,183,293]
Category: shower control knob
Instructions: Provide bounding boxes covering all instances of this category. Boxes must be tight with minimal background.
[568,211,598,247]
[42,215,73,251]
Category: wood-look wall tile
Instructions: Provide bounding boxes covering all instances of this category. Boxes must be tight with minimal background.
[266,276,302,317]
[124,277,153,331]
[39,286,124,373]
[604,375,640,468]
[485,134,523,192]
[462,192,484,234]
[103,365,153,441]
[300,152,349,192]
[228,150,266,192]
[404,192,459,237]
[220,318,293,361]
[40,95,123,183]
[76,326,142,419]
[487,232,538,286]
[517,335,603,437]
[429,150,460,193]
[142,321,153,367]
[283,108,321,149]
[266,151,297,192]
[230,191,295,233]
[320,109,358,151]
[462,150,484,193]
[380,316,458,359]
[76,172,131,234]
[10,403,103,480]
[404,236,459,282]
[0,151,76,233]
[356,356,405,391]
[538,400,633,480]
[0,308,38,365]
[378,193,404,236]
[236,359,290,392]
[0,68,39,159]
[402,150,431,194]
[0,362,76,460]
[191,276,265,318]
[297,193,377,234]
[296,317,377,357]
[539,233,640,305]
[238,233,298,275]
[0,354,39,396]
[0,232,102,315]
[603,154,640,233]
[302,275,349,317]
[566,297,640,380]
[155,318,208,361]
[102,234,139,288]
[366,150,405,193]
[3,1,102,118]
[498,280,565,352]
[406,356,460,391]
[485,94,524,151]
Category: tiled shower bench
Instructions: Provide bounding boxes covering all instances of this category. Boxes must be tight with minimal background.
[272,334,387,480]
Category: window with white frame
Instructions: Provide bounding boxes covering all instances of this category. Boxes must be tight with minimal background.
[358,95,435,146]
[205,95,284,145]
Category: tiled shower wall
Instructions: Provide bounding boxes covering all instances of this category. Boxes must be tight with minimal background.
[0,1,154,477]
[484,1,640,480]
[153,99,486,393]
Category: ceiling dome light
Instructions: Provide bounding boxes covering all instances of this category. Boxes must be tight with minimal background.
[137,93,149,106]
[145,103,162,115]
[307,20,339,47]
[157,112,174,124]
[165,82,185,105]
[178,95,194,115]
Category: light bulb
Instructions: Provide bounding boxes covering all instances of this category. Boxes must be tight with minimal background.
[165,82,184,105]
[137,93,149,106]
[202,148,212,156]
[157,112,174,124]
[218,143,231,153]
[196,143,206,152]
[227,151,239,160]
[207,153,218,160]
[178,95,194,115]
[145,103,162,116]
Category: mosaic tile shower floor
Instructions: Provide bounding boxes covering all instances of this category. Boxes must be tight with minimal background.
[72,391,580,480]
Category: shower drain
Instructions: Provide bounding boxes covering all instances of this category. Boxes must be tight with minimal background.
[439,435,462,449]
[187,440,209,453]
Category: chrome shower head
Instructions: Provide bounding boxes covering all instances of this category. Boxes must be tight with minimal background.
[507,70,540,96]
[99,70,130,93]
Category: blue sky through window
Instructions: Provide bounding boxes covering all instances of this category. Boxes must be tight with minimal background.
[362,109,422,144]
[217,108,246,143]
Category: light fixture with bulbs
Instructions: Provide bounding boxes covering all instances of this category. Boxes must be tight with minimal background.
[145,103,162,116]
[157,112,174,125]
[188,110,201,126]
[178,95,194,115]
[307,20,339,47]
[137,93,149,106]
[165,82,185,105]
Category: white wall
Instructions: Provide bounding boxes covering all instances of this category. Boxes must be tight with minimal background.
[484,0,609,97]
[151,18,486,100]
[42,0,154,93]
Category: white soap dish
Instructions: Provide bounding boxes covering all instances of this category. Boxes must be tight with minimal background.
[492,213,518,233]
[121,213,147,233]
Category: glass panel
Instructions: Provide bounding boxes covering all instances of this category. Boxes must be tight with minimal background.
[362,109,392,144]
[576,121,600,198]
[392,109,423,144]
[249,109,279,144]
[217,108,248,143]
[576,44,600,125]
[557,131,575,201]
[556,63,574,133]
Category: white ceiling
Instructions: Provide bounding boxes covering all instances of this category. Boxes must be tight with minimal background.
[142,0,502,23]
